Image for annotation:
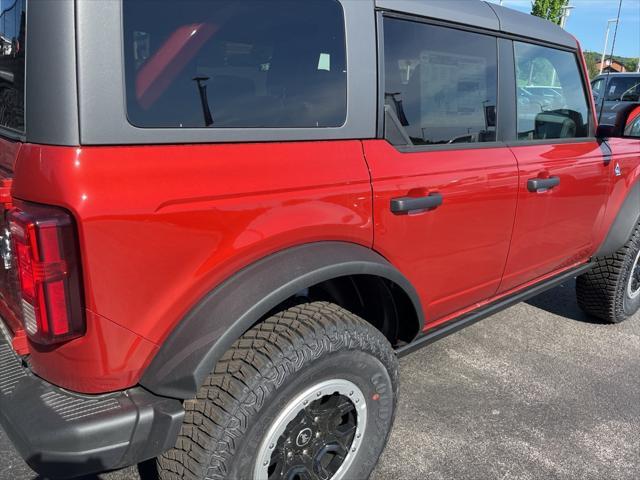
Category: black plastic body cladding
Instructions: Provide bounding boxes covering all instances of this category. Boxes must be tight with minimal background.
[140,242,423,399]
[596,181,640,257]
[0,334,184,478]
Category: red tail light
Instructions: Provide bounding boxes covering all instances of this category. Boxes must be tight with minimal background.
[8,203,84,345]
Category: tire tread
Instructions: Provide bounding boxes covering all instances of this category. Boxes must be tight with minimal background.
[577,222,640,323]
[157,301,397,480]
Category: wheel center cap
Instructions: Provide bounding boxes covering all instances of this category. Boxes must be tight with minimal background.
[295,427,312,447]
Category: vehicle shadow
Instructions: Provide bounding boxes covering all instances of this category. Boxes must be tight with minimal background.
[525,278,608,324]
[32,459,156,480]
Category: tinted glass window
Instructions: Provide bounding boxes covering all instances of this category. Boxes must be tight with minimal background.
[515,43,590,140]
[604,76,640,102]
[123,0,346,129]
[0,0,26,132]
[383,18,498,146]
[591,78,604,98]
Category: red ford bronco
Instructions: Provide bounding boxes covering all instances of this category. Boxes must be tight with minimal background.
[0,1,639,479]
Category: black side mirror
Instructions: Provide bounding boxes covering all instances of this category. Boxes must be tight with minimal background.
[596,124,618,139]
[596,102,640,139]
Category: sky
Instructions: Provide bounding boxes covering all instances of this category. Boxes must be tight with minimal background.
[487,0,640,59]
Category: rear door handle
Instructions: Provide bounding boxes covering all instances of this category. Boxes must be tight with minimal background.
[527,176,560,193]
[390,192,443,214]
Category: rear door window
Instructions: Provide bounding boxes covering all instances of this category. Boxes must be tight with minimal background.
[123,0,347,129]
[383,18,498,145]
[514,42,590,140]
[0,0,26,133]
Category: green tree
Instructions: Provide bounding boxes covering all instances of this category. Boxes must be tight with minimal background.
[583,51,601,79]
[531,0,569,25]
[582,51,639,79]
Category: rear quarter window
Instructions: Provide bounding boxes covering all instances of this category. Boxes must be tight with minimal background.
[123,0,347,129]
[0,0,26,133]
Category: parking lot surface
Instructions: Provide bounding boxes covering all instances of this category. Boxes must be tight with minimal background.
[1,279,638,480]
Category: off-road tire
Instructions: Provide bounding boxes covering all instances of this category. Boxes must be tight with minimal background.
[576,222,640,323]
[157,301,398,480]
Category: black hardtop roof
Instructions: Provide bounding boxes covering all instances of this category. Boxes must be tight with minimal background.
[375,0,578,49]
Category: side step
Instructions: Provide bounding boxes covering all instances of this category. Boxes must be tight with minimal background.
[398,263,594,357]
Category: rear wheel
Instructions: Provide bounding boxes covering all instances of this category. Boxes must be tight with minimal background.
[157,301,398,480]
[577,222,640,323]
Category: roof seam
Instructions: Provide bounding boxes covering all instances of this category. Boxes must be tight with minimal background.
[483,1,503,31]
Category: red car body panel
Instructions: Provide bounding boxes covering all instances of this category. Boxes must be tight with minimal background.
[0,23,638,396]
[28,309,158,393]
[8,134,639,393]
[363,140,519,324]
[596,137,640,246]
[3,138,638,395]
[627,106,640,127]
[499,141,611,292]
[11,141,373,392]
[426,258,589,332]
[1,4,640,478]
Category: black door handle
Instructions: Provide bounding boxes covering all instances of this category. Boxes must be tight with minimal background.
[391,192,443,214]
[527,176,560,193]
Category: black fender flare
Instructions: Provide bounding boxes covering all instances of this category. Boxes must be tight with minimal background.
[140,242,424,399]
[596,180,640,257]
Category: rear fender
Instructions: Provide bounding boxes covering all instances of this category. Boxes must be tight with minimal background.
[140,242,423,399]
[596,180,640,257]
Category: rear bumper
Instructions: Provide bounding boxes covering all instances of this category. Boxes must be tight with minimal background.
[0,330,184,478]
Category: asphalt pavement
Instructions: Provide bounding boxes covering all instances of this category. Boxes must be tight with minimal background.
[1,279,638,480]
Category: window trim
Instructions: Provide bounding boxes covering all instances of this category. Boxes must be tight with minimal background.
[0,127,25,143]
[379,10,577,54]
[506,137,597,148]
[377,12,503,152]
[375,11,385,139]
[394,141,508,154]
